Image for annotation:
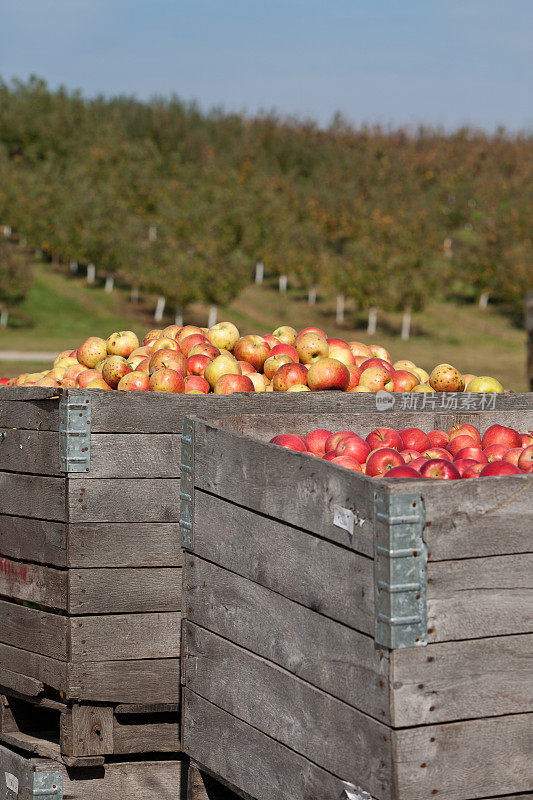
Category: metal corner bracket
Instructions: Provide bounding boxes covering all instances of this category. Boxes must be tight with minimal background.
[373,490,427,649]
[341,783,373,800]
[58,393,91,473]
[32,770,63,799]
[180,417,195,550]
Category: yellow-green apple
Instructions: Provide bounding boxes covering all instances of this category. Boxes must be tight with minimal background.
[102,356,133,389]
[176,325,204,344]
[263,354,293,380]
[188,342,220,360]
[149,368,185,393]
[161,324,183,339]
[54,357,78,370]
[298,326,326,338]
[126,356,145,370]
[269,434,308,452]
[335,434,370,463]
[187,354,212,377]
[76,369,103,388]
[366,428,403,451]
[272,362,308,391]
[204,354,241,390]
[393,360,416,371]
[85,377,112,390]
[234,335,271,370]
[249,373,270,392]
[295,332,329,364]
[412,384,435,392]
[47,367,67,380]
[353,385,373,392]
[287,384,310,392]
[149,349,187,375]
[330,456,363,472]
[54,349,74,365]
[305,429,332,456]
[391,370,419,392]
[273,326,297,344]
[366,448,405,476]
[117,372,150,391]
[77,337,108,368]
[207,322,240,351]
[180,334,208,357]
[214,374,255,394]
[465,376,503,393]
[348,341,372,359]
[518,445,533,472]
[269,343,298,361]
[307,358,350,391]
[399,428,431,452]
[480,461,522,477]
[429,364,465,392]
[409,367,430,384]
[142,329,163,344]
[359,366,393,392]
[481,424,521,450]
[106,330,139,358]
[368,345,391,362]
[94,358,107,373]
[420,459,460,479]
[184,376,210,394]
[34,377,61,387]
[151,337,179,353]
[328,347,356,367]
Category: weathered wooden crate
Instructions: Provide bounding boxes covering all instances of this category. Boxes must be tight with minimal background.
[0,741,186,800]
[180,408,533,800]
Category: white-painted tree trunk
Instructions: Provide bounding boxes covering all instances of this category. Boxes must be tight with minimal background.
[308,287,317,305]
[255,260,264,284]
[154,296,166,322]
[0,308,8,328]
[69,260,78,274]
[130,286,139,303]
[479,292,490,309]
[336,293,345,324]
[207,305,218,328]
[279,274,287,293]
[401,309,411,341]
[2,225,11,237]
[367,307,377,335]
[148,225,158,243]
[86,263,96,283]
[175,306,183,326]
[104,275,114,293]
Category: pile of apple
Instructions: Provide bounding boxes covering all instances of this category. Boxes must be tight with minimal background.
[269,424,533,477]
[2,321,509,393]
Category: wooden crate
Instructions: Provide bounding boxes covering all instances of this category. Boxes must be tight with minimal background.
[180,408,533,800]
[0,742,186,800]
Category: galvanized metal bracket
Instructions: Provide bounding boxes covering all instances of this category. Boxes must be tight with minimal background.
[58,393,91,473]
[32,770,63,800]
[373,490,427,649]
[180,417,195,550]
[340,783,373,800]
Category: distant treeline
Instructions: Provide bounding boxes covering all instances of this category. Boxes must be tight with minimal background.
[0,76,531,317]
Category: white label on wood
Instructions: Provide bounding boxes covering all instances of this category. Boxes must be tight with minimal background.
[5,773,18,795]
[333,505,356,536]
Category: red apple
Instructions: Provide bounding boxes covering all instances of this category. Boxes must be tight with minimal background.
[366,448,405,477]
[307,358,350,391]
[335,435,371,464]
[176,325,205,344]
[453,458,479,476]
[269,434,308,453]
[272,362,309,391]
[326,337,350,350]
[366,428,403,451]
[262,334,280,349]
[180,334,208,357]
[330,456,363,472]
[410,456,430,472]
[479,461,523,477]
[483,444,510,462]
[101,356,132,389]
[106,330,140,358]
[264,354,293,380]
[502,448,523,467]
[448,424,482,445]
[423,447,453,462]
[149,368,185,393]
[391,370,419,392]
[151,337,179,353]
[359,358,394,375]
[188,342,220,360]
[447,435,478,456]
[269,343,299,361]
[238,361,257,375]
[298,326,326,338]
[386,465,420,478]
[187,354,212,376]
[117,372,150,391]
[142,329,163,344]
[234,335,272,371]
[428,430,450,448]
[305,429,332,457]
[184,376,210,394]
[345,365,362,391]
[322,450,337,461]
[359,366,393,392]
[520,433,533,448]
[325,431,355,452]
[295,332,329,365]
[453,446,488,463]
[353,356,368,368]
[149,349,187,375]
[518,445,533,473]
[399,428,431,452]
[348,341,372,359]
[420,459,461,479]
[214,374,255,394]
[481,424,522,450]
[135,357,151,374]
[76,369,102,388]
[85,377,112,390]
[400,449,421,464]
[463,463,485,478]
[368,345,392,362]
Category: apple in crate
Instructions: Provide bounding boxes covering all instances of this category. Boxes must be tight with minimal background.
[117,372,150,391]
[387,465,420,478]
[180,334,208,357]
[399,428,431,452]
[295,332,329,364]
[330,456,363,472]
[423,447,453,462]
[106,331,139,358]
[453,446,487,463]
[420,459,461,479]
[429,364,465,392]
[480,462,523,477]
[272,326,297,345]
[307,359,350,391]
[149,368,185,393]
[481,425,522,450]
[305,429,332,457]
[77,337,108,368]
[269,434,308,453]
[234,335,272,371]
[366,448,405,477]
[204,355,241,389]
[335,435,370,464]
[214,374,255,394]
[269,343,298,361]
[466,376,504,393]
[272,363,308,391]
[518,446,533,473]
[207,322,240,351]
[366,428,403,452]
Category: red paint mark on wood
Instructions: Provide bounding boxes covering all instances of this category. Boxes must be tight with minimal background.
[0,558,28,582]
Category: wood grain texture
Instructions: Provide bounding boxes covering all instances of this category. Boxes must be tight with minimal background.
[0,395,60,430]
[112,714,180,754]
[62,704,114,757]
[66,522,183,568]
[0,473,66,521]
[67,478,180,523]
[427,553,533,642]
[391,633,533,725]
[0,429,60,476]
[68,567,182,614]
[0,515,67,567]
[184,624,391,799]
[87,434,182,478]
[192,492,374,634]
[0,667,43,698]
[185,556,389,722]
[60,758,186,800]
[69,612,181,662]
[394,713,533,800]
[0,557,66,610]
[0,600,67,660]
[67,659,181,704]
[0,644,67,696]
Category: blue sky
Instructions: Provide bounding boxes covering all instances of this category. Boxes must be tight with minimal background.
[1,0,531,131]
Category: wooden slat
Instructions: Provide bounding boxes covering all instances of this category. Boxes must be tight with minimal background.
[67,522,183,568]
[112,714,180,754]
[427,553,533,642]
[60,758,185,800]
[0,396,60,431]
[68,659,181,704]
[394,713,533,800]
[0,644,67,696]
[0,600,67,660]
[88,433,182,478]
[391,634,533,725]
[67,479,180,523]
[61,705,114,757]
[0,516,67,567]
[0,557,67,611]
[185,556,389,722]
[68,567,182,614]
[0,473,66,522]
[183,690,371,800]
[0,430,60,476]
[69,612,181,661]
[192,492,374,635]
[0,668,43,698]
[185,624,392,799]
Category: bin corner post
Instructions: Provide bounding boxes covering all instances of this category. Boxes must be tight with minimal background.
[373,489,427,649]
[58,391,91,473]
[32,769,63,800]
[180,417,195,551]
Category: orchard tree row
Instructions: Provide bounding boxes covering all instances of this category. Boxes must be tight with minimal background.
[0,76,531,320]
